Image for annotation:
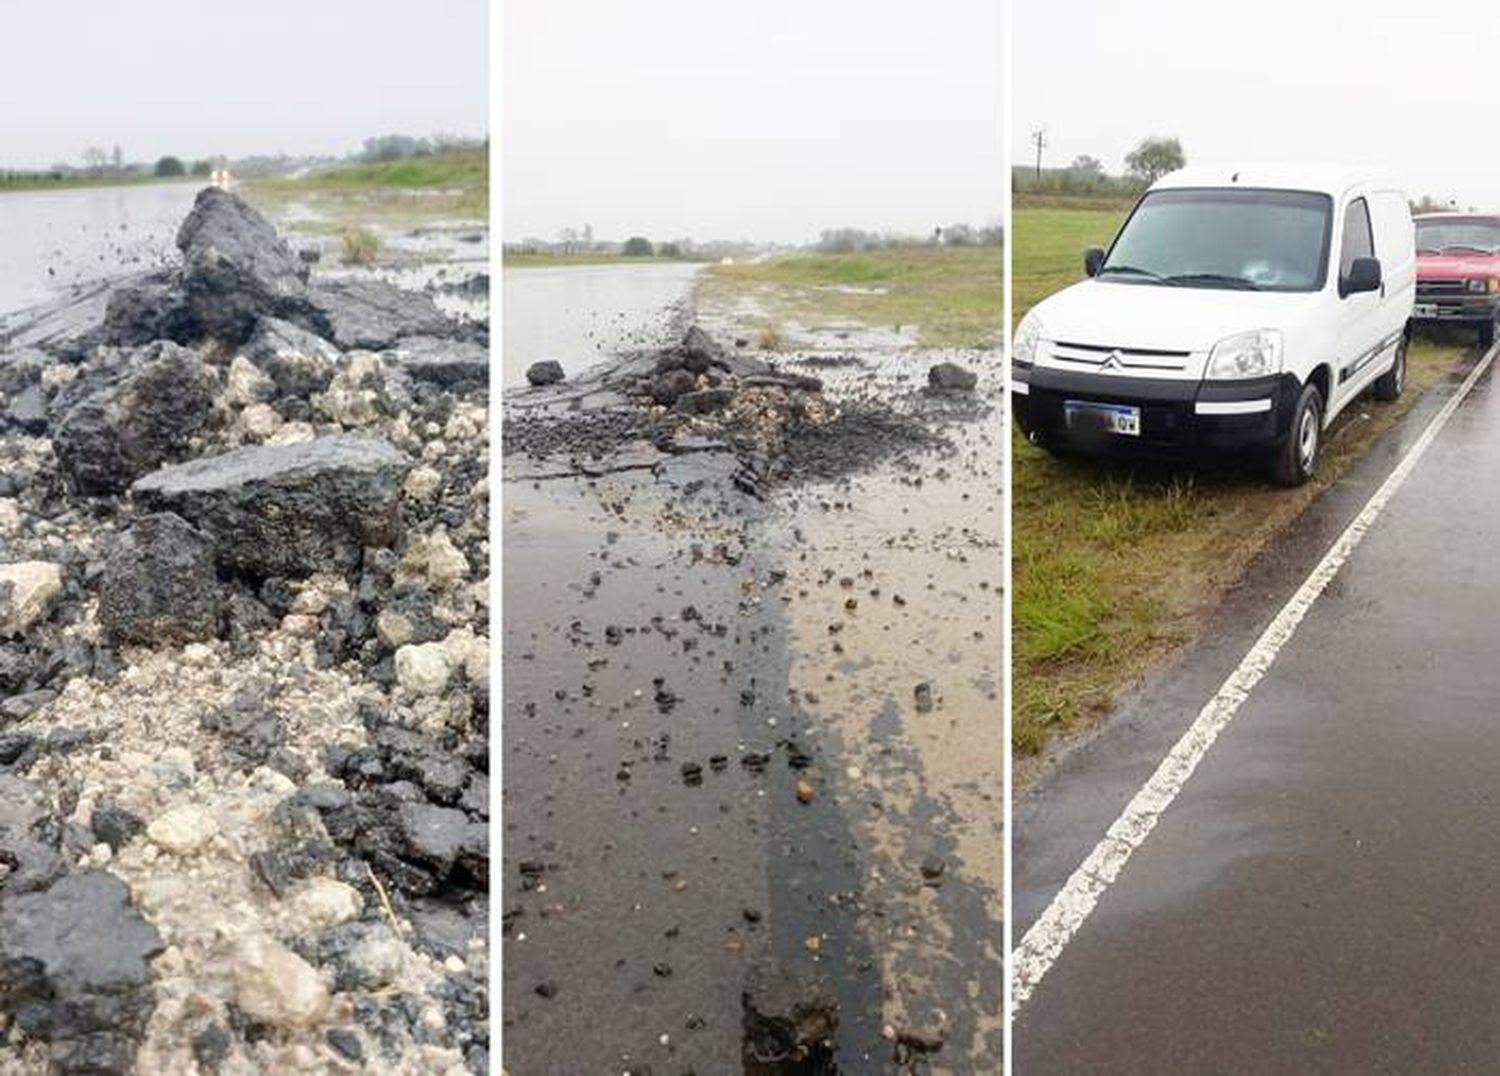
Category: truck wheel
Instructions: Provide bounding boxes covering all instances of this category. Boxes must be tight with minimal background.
[1271,382,1324,487]
[1373,335,1406,402]
[1481,318,1496,348]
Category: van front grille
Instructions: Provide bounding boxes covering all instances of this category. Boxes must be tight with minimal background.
[1418,278,1468,297]
[1049,340,1192,372]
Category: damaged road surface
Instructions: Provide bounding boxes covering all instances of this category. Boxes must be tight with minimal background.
[0,187,489,1075]
[503,319,1004,1073]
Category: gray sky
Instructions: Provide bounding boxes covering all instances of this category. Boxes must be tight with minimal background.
[0,0,487,169]
[1016,1,1500,210]
[503,0,1003,244]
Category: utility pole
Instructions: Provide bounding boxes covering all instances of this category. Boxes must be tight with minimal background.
[1031,127,1048,182]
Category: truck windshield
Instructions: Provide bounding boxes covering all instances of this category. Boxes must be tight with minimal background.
[1415,218,1500,254]
[1100,188,1333,292]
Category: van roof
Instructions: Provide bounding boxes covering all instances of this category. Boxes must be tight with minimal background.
[1151,164,1396,198]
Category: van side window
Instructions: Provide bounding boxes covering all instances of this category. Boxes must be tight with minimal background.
[1340,197,1375,283]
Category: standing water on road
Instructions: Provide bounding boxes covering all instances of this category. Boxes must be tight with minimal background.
[0,183,199,315]
[501,261,702,386]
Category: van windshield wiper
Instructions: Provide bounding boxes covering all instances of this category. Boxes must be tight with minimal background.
[1164,272,1264,291]
[1097,264,1170,283]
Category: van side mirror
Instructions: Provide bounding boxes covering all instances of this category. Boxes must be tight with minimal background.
[1084,248,1105,277]
[1343,256,1382,297]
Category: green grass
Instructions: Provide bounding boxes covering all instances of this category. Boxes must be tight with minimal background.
[1012,204,1127,323]
[1011,205,1470,772]
[703,245,1003,349]
[245,148,487,222]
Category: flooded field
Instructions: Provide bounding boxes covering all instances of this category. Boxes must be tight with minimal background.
[501,275,1004,1073]
[0,183,199,315]
[501,262,702,387]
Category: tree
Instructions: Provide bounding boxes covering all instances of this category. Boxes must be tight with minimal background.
[111,145,124,172]
[1125,137,1185,185]
[154,156,186,177]
[622,236,654,257]
[943,223,976,246]
[81,146,107,174]
[190,159,212,176]
[1069,155,1103,178]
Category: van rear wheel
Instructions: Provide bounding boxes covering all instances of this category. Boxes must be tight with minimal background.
[1271,382,1324,487]
[1373,335,1406,402]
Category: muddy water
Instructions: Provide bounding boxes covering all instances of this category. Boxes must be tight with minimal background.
[0,182,198,315]
[766,358,1005,1067]
[502,337,1005,1070]
[501,262,702,387]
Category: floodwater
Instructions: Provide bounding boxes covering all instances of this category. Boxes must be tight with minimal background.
[501,261,702,387]
[0,183,198,316]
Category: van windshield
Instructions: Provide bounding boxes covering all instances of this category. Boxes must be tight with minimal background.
[1415,218,1500,255]
[1100,188,1333,292]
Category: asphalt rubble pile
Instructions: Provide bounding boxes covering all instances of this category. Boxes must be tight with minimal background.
[0,188,488,1075]
[506,324,976,489]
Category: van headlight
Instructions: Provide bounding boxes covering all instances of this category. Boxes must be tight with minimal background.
[1206,329,1283,379]
[1014,311,1043,366]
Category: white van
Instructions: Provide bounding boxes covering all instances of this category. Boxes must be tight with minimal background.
[1012,165,1415,484]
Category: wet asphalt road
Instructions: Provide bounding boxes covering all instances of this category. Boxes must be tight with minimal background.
[1014,350,1500,1074]
[502,353,1005,1074]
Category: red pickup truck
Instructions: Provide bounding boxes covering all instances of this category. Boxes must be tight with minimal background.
[1413,212,1500,345]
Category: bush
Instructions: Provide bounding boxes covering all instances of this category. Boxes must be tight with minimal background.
[622,236,654,257]
[340,226,380,265]
[154,156,186,177]
[755,324,785,351]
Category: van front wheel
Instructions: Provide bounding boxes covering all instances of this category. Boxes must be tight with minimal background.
[1373,335,1406,402]
[1271,382,1324,487]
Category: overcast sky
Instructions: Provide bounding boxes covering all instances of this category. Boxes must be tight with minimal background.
[1016,2,1500,209]
[0,0,486,168]
[503,0,1003,244]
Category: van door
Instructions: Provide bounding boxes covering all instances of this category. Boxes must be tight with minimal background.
[1330,194,1387,417]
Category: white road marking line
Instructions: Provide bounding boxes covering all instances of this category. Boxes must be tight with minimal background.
[1011,341,1500,1012]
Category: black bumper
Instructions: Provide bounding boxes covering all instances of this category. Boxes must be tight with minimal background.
[1412,294,1500,324]
[1012,367,1301,454]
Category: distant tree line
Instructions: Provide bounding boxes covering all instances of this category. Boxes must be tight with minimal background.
[504,231,758,260]
[1410,194,1477,214]
[505,222,1002,260]
[1015,135,1185,197]
[815,223,1003,252]
[360,132,487,163]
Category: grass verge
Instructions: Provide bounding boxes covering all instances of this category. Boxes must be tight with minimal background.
[1011,204,1470,768]
[244,149,487,224]
[702,245,1003,350]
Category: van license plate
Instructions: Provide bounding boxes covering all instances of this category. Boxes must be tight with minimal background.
[1414,303,1440,318]
[1064,401,1141,436]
